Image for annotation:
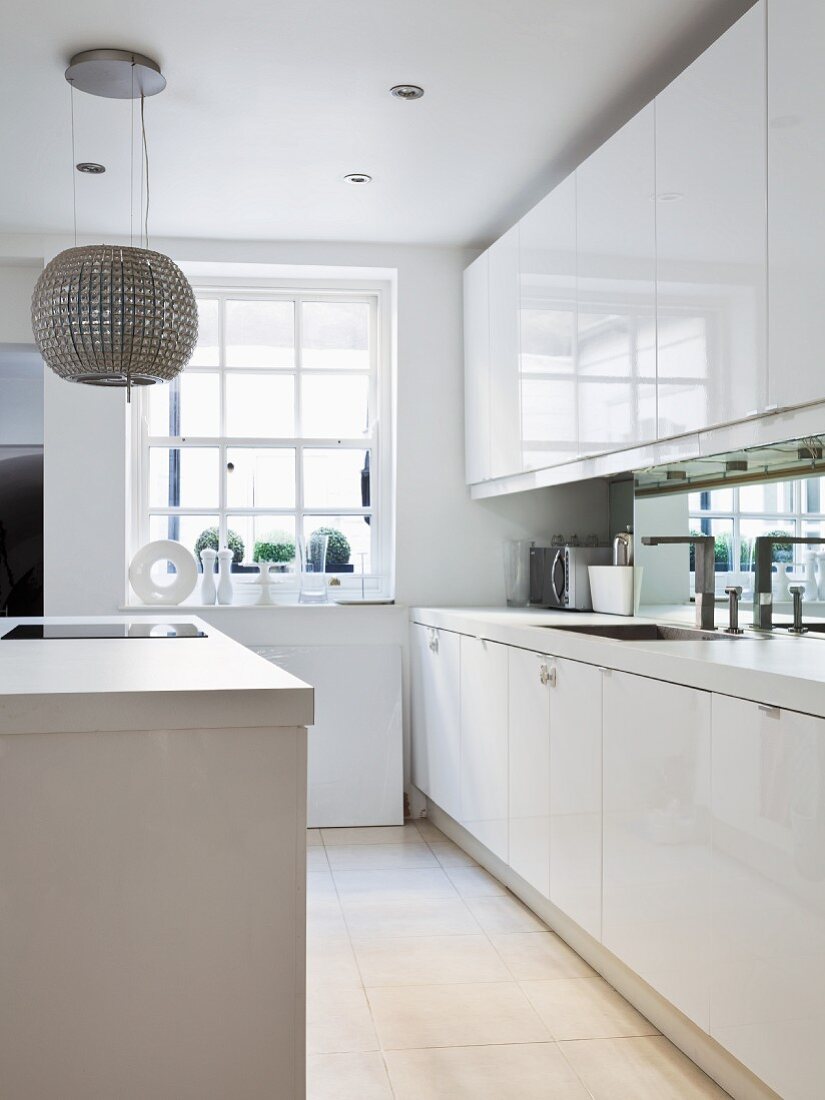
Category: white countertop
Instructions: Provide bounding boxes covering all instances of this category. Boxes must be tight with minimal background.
[410,605,825,719]
[0,616,313,735]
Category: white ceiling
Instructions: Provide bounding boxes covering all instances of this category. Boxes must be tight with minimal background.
[1,0,754,247]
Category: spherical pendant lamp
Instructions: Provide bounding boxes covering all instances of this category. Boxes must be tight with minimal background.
[32,244,198,387]
[32,49,198,392]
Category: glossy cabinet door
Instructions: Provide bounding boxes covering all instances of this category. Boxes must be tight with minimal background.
[518,176,578,470]
[576,104,657,457]
[410,624,462,820]
[711,695,825,1100]
[463,253,491,484]
[655,1,767,437]
[768,0,825,411]
[488,225,522,479]
[602,670,712,1029]
[460,635,508,861]
[549,658,603,940]
[508,648,551,895]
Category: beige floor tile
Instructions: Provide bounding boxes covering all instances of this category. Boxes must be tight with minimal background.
[429,841,478,868]
[367,982,550,1049]
[343,896,481,939]
[307,935,363,990]
[355,933,512,987]
[322,825,420,846]
[307,846,330,871]
[490,931,596,981]
[333,867,458,901]
[446,865,508,897]
[465,894,548,934]
[307,986,379,1054]
[307,1052,393,1100]
[385,1042,593,1100]
[326,842,438,871]
[560,1035,730,1098]
[307,828,323,846]
[413,818,449,842]
[521,976,658,1041]
[307,871,338,900]
[307,897,349,941]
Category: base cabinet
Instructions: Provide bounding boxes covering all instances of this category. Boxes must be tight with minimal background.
[411,624,461,820]
[602,670,712,1030]
[460,636,509,861]
[711,694,825,1100]
[507,648,552,895]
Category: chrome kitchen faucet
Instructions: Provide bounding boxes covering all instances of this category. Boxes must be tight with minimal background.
[752,535,825,630]
[640,535,716,631]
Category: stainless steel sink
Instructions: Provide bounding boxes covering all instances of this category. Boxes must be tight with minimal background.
[536,622,760,641]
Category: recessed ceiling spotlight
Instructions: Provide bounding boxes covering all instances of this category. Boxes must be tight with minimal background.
[390,84,424,100]
[76,162,106,174]
[344,172,372,184]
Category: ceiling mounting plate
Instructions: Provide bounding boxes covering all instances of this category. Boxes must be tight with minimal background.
[65,49,166,99]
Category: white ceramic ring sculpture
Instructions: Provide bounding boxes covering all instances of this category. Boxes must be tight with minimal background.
[129,539,198,606]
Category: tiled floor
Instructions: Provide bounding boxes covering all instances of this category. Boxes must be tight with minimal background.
[306,822,729,1099]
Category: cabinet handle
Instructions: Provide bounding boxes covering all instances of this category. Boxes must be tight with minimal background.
[539,663,557,687]
[427,629,439,653]
[757,703,780,719]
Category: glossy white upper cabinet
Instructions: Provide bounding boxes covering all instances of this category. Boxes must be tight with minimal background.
[460,636,508,861]
[549,658,603,940]
[767,0,825,411]
[518,176,578,470]
[508,648,551,895]
[655,1,767,438]
[488,225,522,479]
[463,253,491,484]
[711,695,825,1100]
[602,671,712,1029]
[410,624,462,820]
[576,105,657,457]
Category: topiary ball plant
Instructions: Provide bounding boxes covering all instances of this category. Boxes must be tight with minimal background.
[310,526,351,570]
[253,531,296,564]
[194,526,245,566]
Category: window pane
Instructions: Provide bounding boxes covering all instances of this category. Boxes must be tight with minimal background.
[303,515,371,573]
[803,476,823,514]
[149,514,219,569]
[225,300,294,367]
[302,302,369,370]
[148,372,220,437]
[227,515,296,565]
[226,447,295,509]
[189,299,220,366]
[303,448,368,509]
[301,374,369,437]
[149,447,219,508]
[739,481,793,513]
[226,374,295,437]
[739,519,796,567]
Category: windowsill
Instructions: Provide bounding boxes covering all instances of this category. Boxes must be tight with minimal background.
[119,600,400,612]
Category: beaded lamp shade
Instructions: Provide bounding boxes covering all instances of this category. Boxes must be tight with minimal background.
[31,245,198,390]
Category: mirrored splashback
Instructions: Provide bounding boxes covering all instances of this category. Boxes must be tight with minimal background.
[631,434,825,615]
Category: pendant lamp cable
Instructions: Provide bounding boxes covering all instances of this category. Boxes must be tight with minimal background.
[130,62,134,247]
[69,81,77,246]
[140,92,150,249]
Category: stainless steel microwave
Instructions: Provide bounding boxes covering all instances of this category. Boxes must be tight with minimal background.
[529,545,611,609]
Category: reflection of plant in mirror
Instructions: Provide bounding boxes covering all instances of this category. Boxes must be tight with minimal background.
[194,526,245,565]
[310,526,351,568]
[763,529,793,563]
[253,532,296,563]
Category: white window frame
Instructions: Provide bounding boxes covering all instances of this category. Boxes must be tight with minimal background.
[130,277,395,602]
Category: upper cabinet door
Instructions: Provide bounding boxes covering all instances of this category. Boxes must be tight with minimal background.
[518,177,578,470]
[576,105,657,457]
[655,2,767,438]
[463,253,491,485]
[488,226,522,480]
[768,0,825,411]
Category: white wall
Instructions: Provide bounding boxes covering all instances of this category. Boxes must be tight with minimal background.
[8,235,608,616]
[0,263,39,344]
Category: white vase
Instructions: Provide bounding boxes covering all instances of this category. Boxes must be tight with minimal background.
[200,548,217,605]
[255,561,276,606]
[217,549,234,605]
[805,551,819,601]
[774,562,792,602]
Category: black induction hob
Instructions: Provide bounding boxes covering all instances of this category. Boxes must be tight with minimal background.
[2,622,207,640]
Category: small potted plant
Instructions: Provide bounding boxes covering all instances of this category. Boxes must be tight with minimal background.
[253,531,297,572]
[310,526,353,573]
[194,527,246,572]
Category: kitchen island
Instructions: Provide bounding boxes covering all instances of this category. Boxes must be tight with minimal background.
[0,616,313,1100]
